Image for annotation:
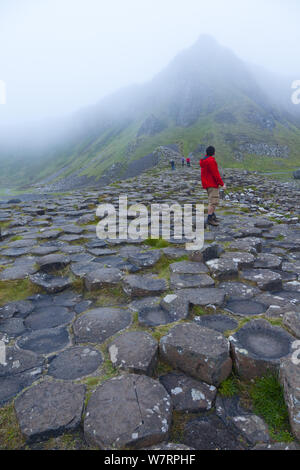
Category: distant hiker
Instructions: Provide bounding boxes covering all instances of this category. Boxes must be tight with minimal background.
[200,146,226,227]
[186,153,193,167]
[181,157,185,167]
[170,159,175,171]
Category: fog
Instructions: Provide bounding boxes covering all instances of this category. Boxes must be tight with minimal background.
[0,0,300,131]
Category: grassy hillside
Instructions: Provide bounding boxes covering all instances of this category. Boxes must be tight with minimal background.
[1,35,300,190]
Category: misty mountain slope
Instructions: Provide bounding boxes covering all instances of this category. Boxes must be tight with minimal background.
[1,35,300,190]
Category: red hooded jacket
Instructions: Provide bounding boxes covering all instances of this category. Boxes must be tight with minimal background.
[200,155,224,189]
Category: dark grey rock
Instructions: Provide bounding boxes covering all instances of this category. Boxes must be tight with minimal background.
[17,327,70,355]
[123,275,168,297]
[48,346,103,380]
[37,254,70,272]
[84,268,123,290]
[225,299,267,317]
[73,308,131,344]
[254,253,282,269]
[24,306,75,330]
[108,331,158,375]
[206,258,238,280]
[182,414,246,450]
[194,314,238,333]
[241,269,282,291]
[230,319,295,379]
[30,273,72,293]
[0,317,27,337]
[84,374,172,449]
[283,311,300,338]
[169,261,208,274]
[218,282,260,299]
[160,323,232,386]
[160,373,217,412]
[280,359,300,441]
[128,250,162,268]
[170,273,214,289]
[177,287,225,307]
[221,252,255,269]
[216,395,270,445]
[15,380,86,442]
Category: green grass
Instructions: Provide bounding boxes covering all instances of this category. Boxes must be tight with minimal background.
[219,376,239,397]
[0,403,25,450]
[144,237,170,249]
[219,374,294,442]
[250,375,293,442]
[0,278,40,306]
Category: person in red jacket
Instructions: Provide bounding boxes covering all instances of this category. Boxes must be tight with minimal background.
[200,146,226,226]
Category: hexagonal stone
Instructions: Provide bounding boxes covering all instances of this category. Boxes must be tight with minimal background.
[0,347,44,405]
[206,258,238,281]
[0,347,44,378]
[16,327,70,355]
[159,373,217,412]
[216,395,270,445]
[128,250,162,268]
[225,299,267,317]
[228,237,262,253]
[189,243,222,263]
[170,273,214,289]
[182,414,246,450]
[241,269,282,291]
[108,331,158,375]
[144,443,195,450]
[253,442,300,450]
[123,275,168,297]
[48,346,103,380]
[15,381,86,443]
[160,323,232,386]
[230,319,295,379]
[37,254,70,272]
[254,253,282,269]
[30,273,72,293]
[0,317,27,338]
[30,246,59,256]
[36,230,61,240]
[24,306,75,330]
[218,282,260,299]
[2,247,31,257]
[84,268,123,291]
[0,300,33,320]
[162,247,189,260]
[178,288,225,307]
[221,252,255,269]
[283,311,300,338]
[194,314,238,333]
[169,261,208,274]
[84,374,172,449]
[0,258,38,280]
[159,293,189,320]
[129,297,161,312]
[280,359,300,441]
[0,374,42,406]
[73,308,131,344]
[254,220,273,229]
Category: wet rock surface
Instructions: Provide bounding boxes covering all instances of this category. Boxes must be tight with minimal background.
[160,323,232,386]
[84,374,172,449]
[230,319,295,379]
[0,163,300,449]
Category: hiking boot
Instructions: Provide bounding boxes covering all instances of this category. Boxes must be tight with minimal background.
[207,217,219,227]
[212,213,220,223]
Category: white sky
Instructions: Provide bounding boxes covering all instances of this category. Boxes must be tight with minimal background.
[0,0,299,126]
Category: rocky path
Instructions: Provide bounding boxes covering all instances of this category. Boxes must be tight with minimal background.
[0,160,300,450]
